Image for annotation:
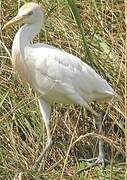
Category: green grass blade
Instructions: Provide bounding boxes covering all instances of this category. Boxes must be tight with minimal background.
[66,0,93,63]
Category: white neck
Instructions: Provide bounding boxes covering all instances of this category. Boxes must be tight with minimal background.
[12,22,42,57]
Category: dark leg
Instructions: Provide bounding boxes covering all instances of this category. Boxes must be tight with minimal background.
[76,112,109,175]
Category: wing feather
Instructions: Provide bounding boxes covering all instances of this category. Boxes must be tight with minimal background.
[27,45,115,102]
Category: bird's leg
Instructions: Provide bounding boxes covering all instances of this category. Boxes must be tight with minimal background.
[95,117,105,166]
[76,107,109,175]
[82,115,108,164]
[32,98,52,171]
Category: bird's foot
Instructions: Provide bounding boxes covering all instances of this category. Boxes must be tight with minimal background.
[32,139,52,171]
[31,153,45,171]
[32,155,46,172]
[32,160,41,171]
[76,156,109,175]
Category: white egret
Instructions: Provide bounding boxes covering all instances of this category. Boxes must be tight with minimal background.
[3,2,116,173]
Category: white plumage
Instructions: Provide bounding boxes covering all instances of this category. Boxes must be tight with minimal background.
[3,2,115,172]
[31,45,114,103]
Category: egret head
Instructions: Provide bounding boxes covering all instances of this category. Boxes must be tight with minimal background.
[3,2,44,30]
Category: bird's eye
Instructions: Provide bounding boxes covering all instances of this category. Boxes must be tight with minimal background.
[27,11,33,16]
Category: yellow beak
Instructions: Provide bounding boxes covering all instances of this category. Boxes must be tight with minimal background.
[2,15,25,30]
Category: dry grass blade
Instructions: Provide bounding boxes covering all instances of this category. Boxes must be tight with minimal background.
[124,0,127,179]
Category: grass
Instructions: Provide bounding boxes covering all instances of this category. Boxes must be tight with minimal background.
[0,0,125,179]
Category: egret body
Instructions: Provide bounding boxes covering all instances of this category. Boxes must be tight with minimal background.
[3,2,115,172]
